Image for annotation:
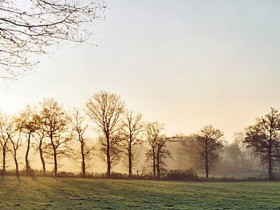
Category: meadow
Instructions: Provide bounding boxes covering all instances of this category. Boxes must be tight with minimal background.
[0,176,279,209]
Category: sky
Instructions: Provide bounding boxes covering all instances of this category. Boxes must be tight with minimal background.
[1,0,280,141]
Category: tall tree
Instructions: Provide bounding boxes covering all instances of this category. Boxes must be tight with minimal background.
[0,0,105,78]
[7,118,23,176]
[145,122,163,178]
[40,98,70,176]
[33,123,47,175]
[0,113,10,175]
[70,108,93,177]
[155,136,172,179]
[121,110,144,177]
[145,123,174,179]
[244,108,280,180]
[195,125,224,178]
[86,91,125,177]
[15,105,40,175]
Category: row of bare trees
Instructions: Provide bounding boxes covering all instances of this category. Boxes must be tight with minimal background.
[0,91,174,178]
[0,91,279,180]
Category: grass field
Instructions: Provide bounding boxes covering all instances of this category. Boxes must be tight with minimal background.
[0,177,279,209]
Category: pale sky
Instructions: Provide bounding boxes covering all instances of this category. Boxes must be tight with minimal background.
[1,0,280,141]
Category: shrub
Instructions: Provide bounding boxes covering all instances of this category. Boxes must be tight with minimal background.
[166,168,198,180]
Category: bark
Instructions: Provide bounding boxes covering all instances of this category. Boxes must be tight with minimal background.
[152,147,156,178]
[2,145,6,175]
[106,133,111,177]
[128,144,132,177]
[39,141,46,175]
[25,132,32,174]
[81,141,86,177]
[156,146,160,179]
[205,139,209,179]
[268,134,273,180]
[14,151,19,176]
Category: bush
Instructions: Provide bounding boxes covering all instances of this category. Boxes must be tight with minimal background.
[166,168,198,180]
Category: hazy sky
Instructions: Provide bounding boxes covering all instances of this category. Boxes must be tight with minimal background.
[1,0,280,140]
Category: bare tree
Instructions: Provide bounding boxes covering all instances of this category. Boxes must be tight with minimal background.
[0,0,105,78]
[86,91,125,177]
[155,136,172,179]
[33,124,47,175]
[98,131,123,174]
[145,122,163,178]
[15,105,40,175]
[7,119,23,176]
[244,108,280,180]
[40,98,71,176]
[121,110,144,177]
[0,113,10,175]
[70,108,93,177]
[195,125,224,178]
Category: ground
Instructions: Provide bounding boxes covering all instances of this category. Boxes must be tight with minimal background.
[0,176,279,209]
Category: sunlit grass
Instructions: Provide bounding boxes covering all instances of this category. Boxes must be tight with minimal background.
[0,177,279,209]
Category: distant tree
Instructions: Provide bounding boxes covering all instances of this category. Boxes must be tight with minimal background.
[178,135,200,169]
[145,122,163,178]
[40,98,71,176]
[155,136,172,179]
[0,0,105,79]
[121,110,144,177]
[195,125,224,178]
[86,91,125,177]
[8,118,23,176]
[70,108,93,177]
[0,113,10,175]
[145,122,173,178]
[244,108,280,180]
[33,122,47,175]
[15,105,40,175]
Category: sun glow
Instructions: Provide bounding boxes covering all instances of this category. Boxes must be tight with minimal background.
[0,94,21,115]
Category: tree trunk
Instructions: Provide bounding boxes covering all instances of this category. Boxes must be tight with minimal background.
[128,142,132,177]
[2,145,6,175]
[205,139,209,179]
[106,133,111,177]
[268,136,273,180]
[25,132,32,174]
[53,148,57,176]
[152,147,156,178]
[39,141,46,175]
[14,150,19,176]
[156,146,160,179]
[81,141,86,177]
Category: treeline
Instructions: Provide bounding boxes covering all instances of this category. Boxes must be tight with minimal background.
[0,91,280,180]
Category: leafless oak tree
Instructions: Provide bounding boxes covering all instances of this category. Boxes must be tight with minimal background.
[244,108,280,180]
[40,98,71,176]
[15,105,41,174]
[8,119,23,176]
[0,0,105,78]
[86,91,125,177]
[0,113,10,175]
[70,108,93,177]
[195,125,224,178]
[145,122,163,178]
[121,110,144,177]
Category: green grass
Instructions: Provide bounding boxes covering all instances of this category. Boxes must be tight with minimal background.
[0,177,279,209]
